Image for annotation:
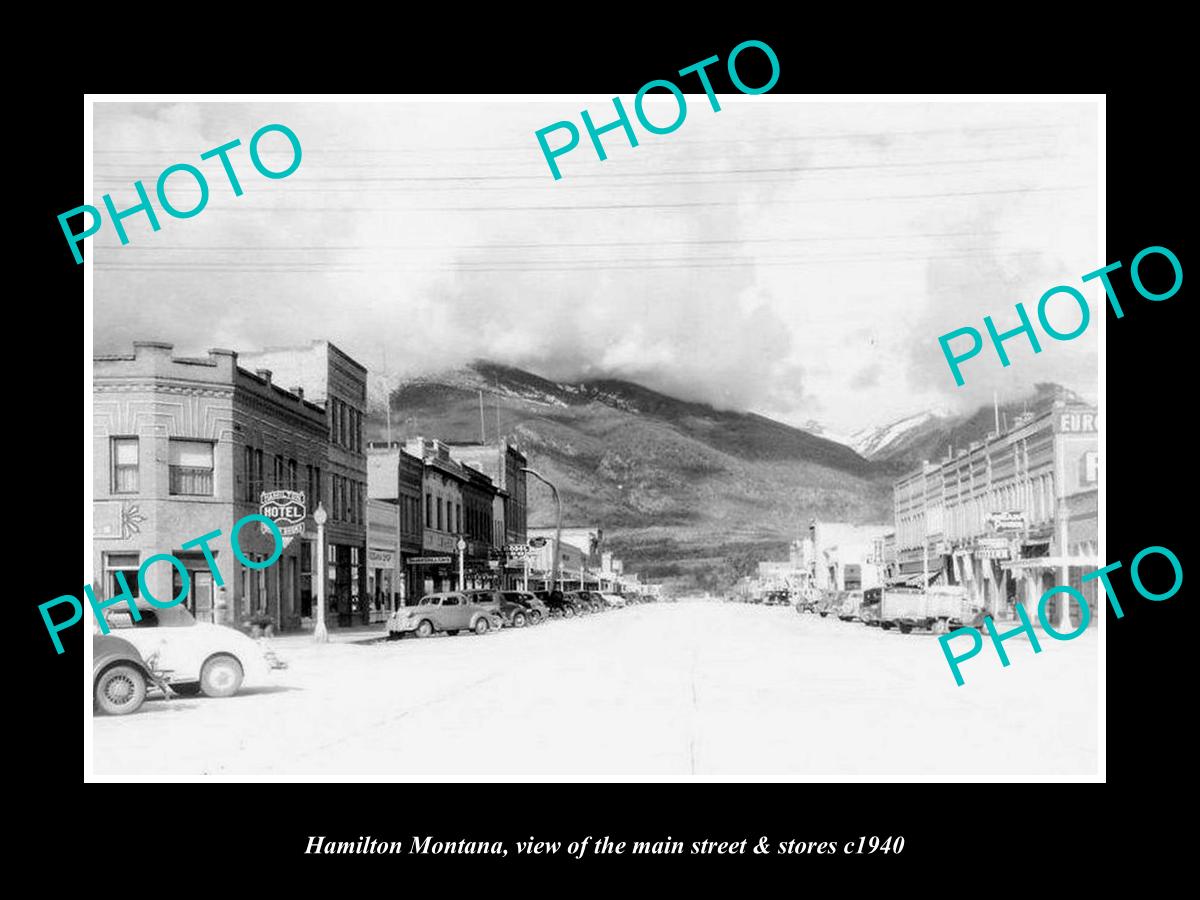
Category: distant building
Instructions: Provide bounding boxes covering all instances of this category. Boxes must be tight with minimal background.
[528,525,604,566]
[93,342,328,632]
[809,520,892,592]
[892,400,1098,624]
[446,441,528,546]
[239,340,370,625]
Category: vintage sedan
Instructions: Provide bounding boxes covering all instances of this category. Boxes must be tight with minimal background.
[501,590,549,625]
[599,592,626,608]
[387,592,503,638]
[93,634,173,716]
[100,600,283,698]
[464,589,532,628]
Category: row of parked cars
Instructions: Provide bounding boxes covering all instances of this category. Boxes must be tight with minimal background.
[798,586,987,634]
[386,588,648,639]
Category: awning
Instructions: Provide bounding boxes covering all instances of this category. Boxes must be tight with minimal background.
[1001,556,1099,571]
[889,570,942,588]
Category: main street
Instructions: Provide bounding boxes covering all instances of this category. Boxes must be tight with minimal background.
[92,602,1098,777]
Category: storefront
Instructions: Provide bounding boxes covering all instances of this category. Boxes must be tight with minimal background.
[366,545,396,622]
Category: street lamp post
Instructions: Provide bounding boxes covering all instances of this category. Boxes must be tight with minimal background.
[456,537,467,590]
[313,502,329,644]
[521,467,561,594]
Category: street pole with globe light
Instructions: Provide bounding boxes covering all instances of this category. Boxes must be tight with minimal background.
[456,537,466,590]
[313,502,329,643]
[521,467,561,594]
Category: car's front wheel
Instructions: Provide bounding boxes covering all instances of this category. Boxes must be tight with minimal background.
[474,617,491,635]
[415,619,434,638]
[564,606,575,618]
[513,612,527,628]
[200,655,244,698]
[95,664,147,715]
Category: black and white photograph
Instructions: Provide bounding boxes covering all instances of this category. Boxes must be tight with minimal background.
[80,92,1103,781]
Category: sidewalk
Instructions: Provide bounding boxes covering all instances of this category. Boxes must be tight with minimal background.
[265,622,389,650]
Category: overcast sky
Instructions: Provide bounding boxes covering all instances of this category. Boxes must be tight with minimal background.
[91,99,1098,437]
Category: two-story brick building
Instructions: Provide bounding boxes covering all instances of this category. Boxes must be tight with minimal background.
[93,342,328,631]
[239,341,370,625]
[892,399,1099,627]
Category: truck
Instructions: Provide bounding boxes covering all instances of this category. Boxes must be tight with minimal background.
[860,584,981,634]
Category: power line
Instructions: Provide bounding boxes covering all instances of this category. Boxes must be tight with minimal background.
[90,153,1060,183]
[103,229,1009,252]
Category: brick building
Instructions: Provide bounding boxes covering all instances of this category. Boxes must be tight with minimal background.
[93,342,327,631]
[403,438,466,594]
[446,441,528,547]
[239,341,370,625]
[893,399,1099,626]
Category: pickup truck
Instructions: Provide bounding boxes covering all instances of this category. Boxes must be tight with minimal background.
[861,584,981,634]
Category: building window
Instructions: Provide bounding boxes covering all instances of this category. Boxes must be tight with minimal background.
[169,440,214,496]
[437,498,444,532]
[456,503,462,534]
[425,492,432,528]
[111,437,139,493]
[332,476,341,522]
[104,552,141,599]
[288,458,298,490]
[314,466,322,508]
[243,445,256,501]
[273,454,284,489]
[306,464,314,503]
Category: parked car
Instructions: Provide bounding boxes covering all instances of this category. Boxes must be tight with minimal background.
[580,590,612,612]
[502,590,549,624]
[464,589,534,628]
[793,591,819,614]
[834,590,866,622]
[99,600,284,698]
[388,591,503,637]
[93,634,174,716]
[534,589,579,618]
[565,590,598,614]
[599,592,627,608]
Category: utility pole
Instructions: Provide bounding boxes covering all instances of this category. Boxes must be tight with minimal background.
[523,468,562,592]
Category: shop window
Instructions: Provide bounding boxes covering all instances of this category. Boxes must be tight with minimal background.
[169,439,214,496]
[111,437,139,493]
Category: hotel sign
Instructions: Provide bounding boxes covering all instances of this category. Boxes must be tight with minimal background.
[260,490,306,548]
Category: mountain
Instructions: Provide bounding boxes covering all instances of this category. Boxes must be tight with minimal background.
[370,362,892,588]
[850,383,1086,470]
